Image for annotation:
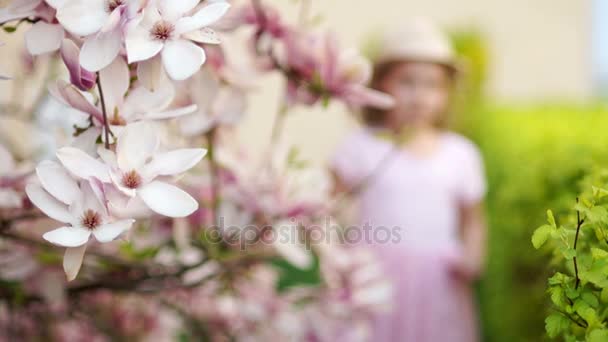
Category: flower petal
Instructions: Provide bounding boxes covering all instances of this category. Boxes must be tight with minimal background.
[136,55,163,92]
[158,0,198,22]
[43,226,91,247]
[26,183,73,223]
[116,122,159,171]
[145,104,197,120]
[63,244,87,281]
[80,29,122,72]
[182,27,221,44]
[98,56,130,112]
[143,148,206,178]
[126,24,164,63]
[56,0,108,36]
[138,181,198,217]
[123,77,174,116]
[25,22,64,55]
[161,40,205,81]
[93,219,134,243]
[59,39,97,91]
[56,147,111,183]
[174,1,231,34]
[36,160,80,205]
[54,79,103,122]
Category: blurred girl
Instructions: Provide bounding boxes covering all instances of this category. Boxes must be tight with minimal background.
[330,19,487,342]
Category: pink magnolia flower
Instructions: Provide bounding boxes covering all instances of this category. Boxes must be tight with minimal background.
[26,161,135,280]
[56,122,207,218]
[282,31,395,110]
[49,56,197,129]
[52,0,142,71]
[177,68,246,136]
[126,0,230,80]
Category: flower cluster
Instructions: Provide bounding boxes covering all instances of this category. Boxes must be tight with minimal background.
[0,0,393,340]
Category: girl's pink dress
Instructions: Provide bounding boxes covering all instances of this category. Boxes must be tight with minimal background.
[331,129,486,342]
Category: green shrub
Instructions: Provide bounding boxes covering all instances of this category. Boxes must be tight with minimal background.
[462,103,608,341]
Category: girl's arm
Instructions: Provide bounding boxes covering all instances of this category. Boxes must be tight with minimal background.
[456,201,487,281]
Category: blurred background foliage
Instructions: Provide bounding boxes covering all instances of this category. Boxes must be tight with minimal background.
[449,28,608,341]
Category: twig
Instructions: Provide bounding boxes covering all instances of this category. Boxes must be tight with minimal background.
[95,72,112,149]
[573,197,584,289]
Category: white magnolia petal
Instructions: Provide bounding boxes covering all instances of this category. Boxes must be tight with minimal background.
[56,0,108,36]
[43,226,91,247]
[182,28,221,44]
[25,183,73,223]
[159,0,198,22]
[178,112,213,136]
[79,180,107,217]
[55,80,103,123]
[175,2,231,34]
[56,147,111,183]
[98,56,130,112]
[123,79,174,118]
[36,160,80,205]
[63,244,87,281]
[126,25,164,63]
[145,104,197,120]
[116,122,159,171]
[93,219,134,243]
[144,148,206,178]
[161,40,205,81]
[25,22,64,55]
[136,55,163,92]
[96,146,118,168]
[80,30,122,72]
[138,181,198,218]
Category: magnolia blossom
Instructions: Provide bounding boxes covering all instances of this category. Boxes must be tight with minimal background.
[51,0,142,71]
[56,122,206,218]
[283,31,395,109]
[126,0,230,81]
[178,68,246,136]
[49,57,197,130]
[26,161,135,279]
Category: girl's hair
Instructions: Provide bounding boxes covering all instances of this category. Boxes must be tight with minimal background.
[361,60,458,128]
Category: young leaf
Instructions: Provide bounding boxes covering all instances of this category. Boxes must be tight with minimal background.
[532,224,554,249]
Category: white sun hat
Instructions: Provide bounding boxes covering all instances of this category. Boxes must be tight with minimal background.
[373,17,460,71]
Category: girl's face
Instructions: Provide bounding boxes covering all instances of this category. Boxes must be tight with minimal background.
[378,62,451,130]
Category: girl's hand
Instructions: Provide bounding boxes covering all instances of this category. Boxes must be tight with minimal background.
[446,253,481,282]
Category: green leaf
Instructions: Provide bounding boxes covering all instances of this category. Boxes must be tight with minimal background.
[591,247,608,260]
[547,209,557,227]
[582,292,600,308]
[601,287,608,303]
[562,247,576,260]
[2,26,17,33]
[532,224,554,249]
[545,313,570,338]
[589,329,608,342]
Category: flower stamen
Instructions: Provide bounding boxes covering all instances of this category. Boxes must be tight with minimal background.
[107,0,123,12]
[122,170,142,189]
[81,209,102,230]
[150,21,174,41]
